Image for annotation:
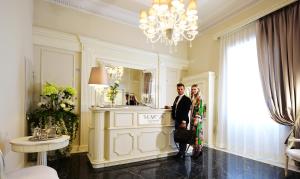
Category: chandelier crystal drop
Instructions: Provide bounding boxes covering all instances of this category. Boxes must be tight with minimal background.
[139,0,198,46]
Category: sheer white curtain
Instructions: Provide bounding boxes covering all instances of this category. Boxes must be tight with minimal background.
[216,22,290,165]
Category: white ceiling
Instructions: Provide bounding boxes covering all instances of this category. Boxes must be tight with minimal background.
[46,0,261,32]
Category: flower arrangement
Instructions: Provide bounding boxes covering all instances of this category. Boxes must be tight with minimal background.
[27,82,79,157]
[105,66,123,106]
[106,80,120,105]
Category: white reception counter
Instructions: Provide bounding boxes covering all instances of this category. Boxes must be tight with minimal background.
[88,106,177,168]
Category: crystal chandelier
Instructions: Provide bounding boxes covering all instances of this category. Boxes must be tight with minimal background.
[106,66,124,82]
[139,0,198,46]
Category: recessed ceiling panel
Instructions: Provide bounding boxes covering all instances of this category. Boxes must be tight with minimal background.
[46,0,261,32]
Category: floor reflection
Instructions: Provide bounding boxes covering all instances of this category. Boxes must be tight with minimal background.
[48,147,300,179]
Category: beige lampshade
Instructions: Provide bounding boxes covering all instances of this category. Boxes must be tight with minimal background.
[88,66,108,87]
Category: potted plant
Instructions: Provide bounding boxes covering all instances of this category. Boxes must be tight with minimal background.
[27,82,79,158]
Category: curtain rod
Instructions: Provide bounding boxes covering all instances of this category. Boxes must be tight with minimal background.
[213,0,296,40]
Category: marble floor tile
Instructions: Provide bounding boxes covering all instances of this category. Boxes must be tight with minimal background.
[48,147,300,179]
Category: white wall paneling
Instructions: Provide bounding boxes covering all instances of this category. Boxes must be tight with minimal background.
[79,34,188,151]
[40,48,75,87]
[158,54,187,107]
[33,26,189,153]
[33,28,82,151]
[33,46,82,149]
[183,72,216,147]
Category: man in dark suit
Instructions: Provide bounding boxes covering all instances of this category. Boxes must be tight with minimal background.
[172,83,192,158]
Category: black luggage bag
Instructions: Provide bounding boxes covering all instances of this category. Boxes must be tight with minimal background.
[174,128,195,145]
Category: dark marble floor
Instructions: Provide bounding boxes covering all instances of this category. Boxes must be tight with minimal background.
[48,147,300,179]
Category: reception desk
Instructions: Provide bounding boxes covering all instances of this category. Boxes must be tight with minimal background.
[88,106,177,168]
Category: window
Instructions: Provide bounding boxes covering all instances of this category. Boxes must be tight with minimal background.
[217,23,289,165]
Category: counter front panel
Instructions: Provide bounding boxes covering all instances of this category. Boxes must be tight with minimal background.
[88,107,177,168]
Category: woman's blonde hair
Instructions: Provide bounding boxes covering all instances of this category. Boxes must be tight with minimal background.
[191,84,204,99]
[191,84,200,97]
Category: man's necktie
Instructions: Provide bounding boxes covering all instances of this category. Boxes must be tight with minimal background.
[174,96,180,117]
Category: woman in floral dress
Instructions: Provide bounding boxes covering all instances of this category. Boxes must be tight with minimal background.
[190,84,204,158]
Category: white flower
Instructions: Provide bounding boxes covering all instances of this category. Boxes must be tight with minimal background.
[60,103,66,108]
[63,107,70,111]
[38,102,46,107]
[64,99,74,105]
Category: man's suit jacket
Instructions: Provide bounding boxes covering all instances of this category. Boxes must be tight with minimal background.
[171,95,192,124]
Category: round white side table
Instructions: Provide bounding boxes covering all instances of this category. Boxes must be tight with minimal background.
[10,135,70,166]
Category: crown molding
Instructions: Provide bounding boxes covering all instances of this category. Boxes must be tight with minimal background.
[198,0,261,33]
[45,0,139,26]
[213,0,297,40]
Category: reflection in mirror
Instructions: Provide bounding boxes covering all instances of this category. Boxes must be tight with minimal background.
[102,66,155,108]
[142,72,153,104]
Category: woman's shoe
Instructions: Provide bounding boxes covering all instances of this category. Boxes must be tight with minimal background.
[199,150,203,156]
[192,154,199,159]
[192,150,202,159]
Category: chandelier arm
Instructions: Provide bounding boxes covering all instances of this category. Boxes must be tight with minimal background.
[181,32,197,41]
[144,30,162,43]
[149,34,162,43]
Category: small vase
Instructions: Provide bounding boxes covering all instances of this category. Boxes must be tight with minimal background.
[110,99,115,107]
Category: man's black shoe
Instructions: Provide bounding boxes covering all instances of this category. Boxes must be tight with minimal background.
[174,152,181,158]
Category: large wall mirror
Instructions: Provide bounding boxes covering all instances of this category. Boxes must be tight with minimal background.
[103,64,156,108]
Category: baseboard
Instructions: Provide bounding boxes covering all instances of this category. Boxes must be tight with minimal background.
[207,145,300,173]
[88,151,177,169]
[70,145,88,153]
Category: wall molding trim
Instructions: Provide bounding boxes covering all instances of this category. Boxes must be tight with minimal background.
[159,53,189,70]
[79,36,158,69]
[33,27,81,52]
[33,26,189,69]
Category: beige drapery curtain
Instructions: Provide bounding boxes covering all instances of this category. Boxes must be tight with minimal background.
[256,1,300,141]
[143,72,152,94]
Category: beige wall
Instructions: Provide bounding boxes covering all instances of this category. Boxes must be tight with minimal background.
[33,0,187,59]
[0,0,33,172]
[186,1,295,138]
[187,0,295,76]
